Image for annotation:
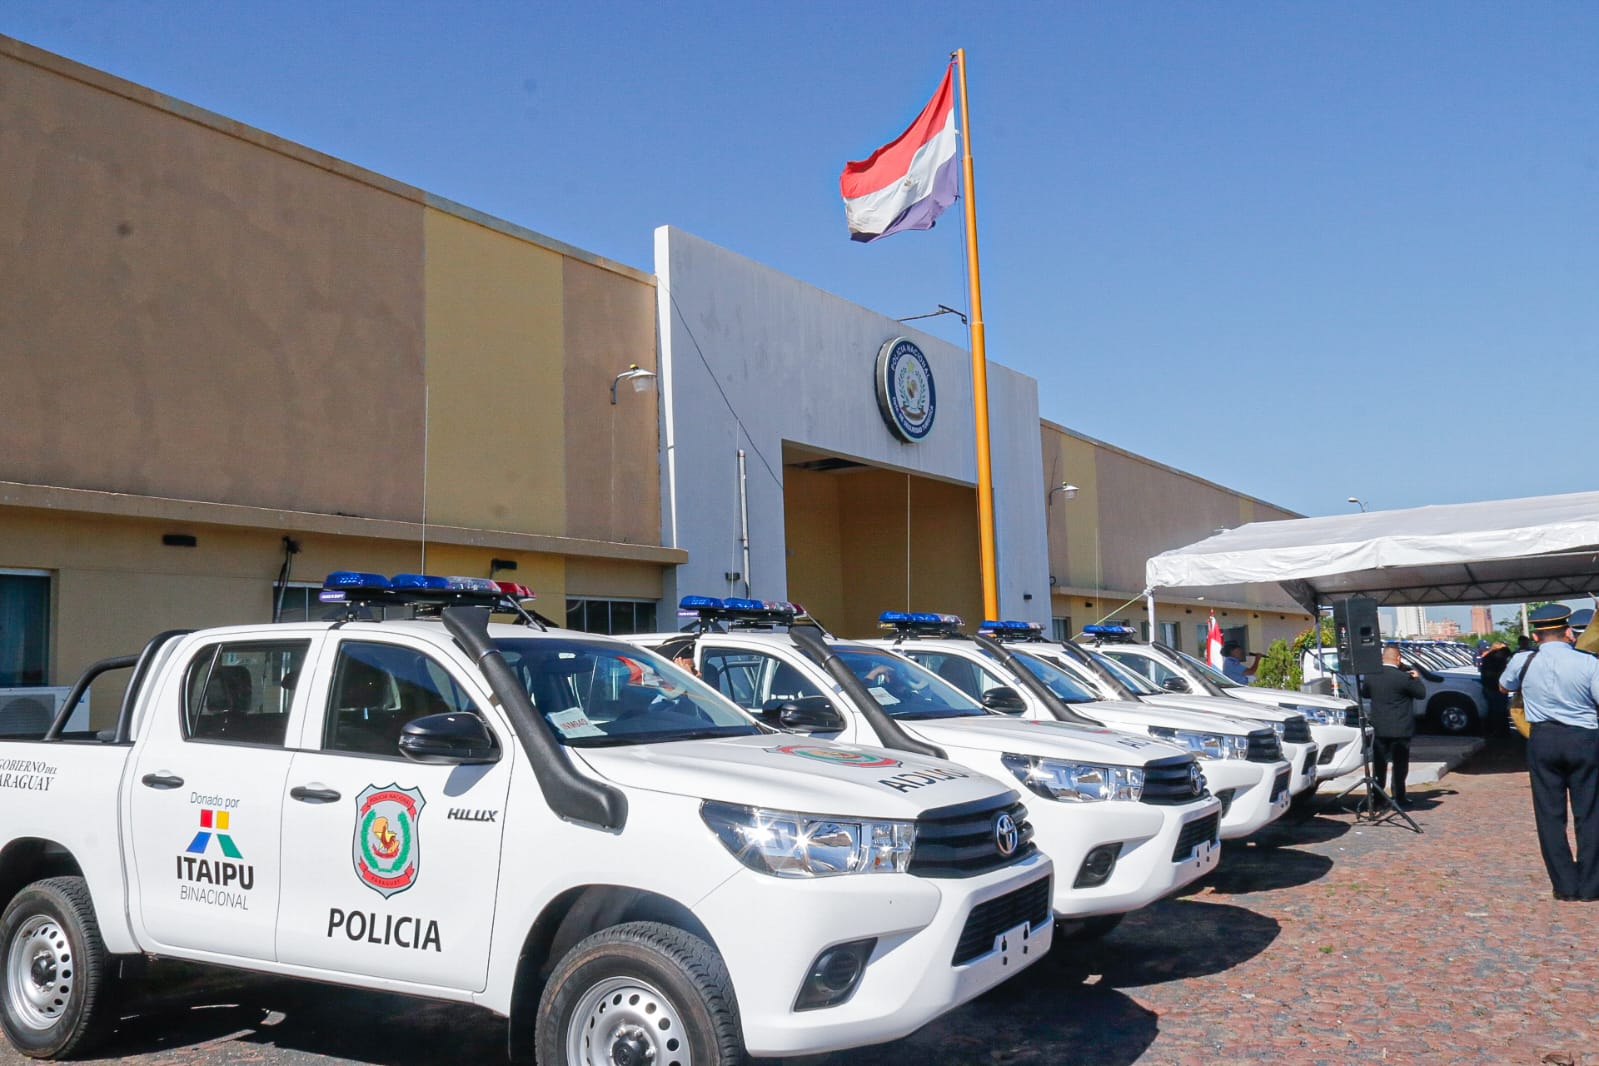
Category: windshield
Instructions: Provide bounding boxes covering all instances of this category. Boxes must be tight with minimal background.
[1009,651,1101,703]
[833,648,986,720]
[1170,648,1237,694]
[494,638,762,747]
[1088,649,1164,696]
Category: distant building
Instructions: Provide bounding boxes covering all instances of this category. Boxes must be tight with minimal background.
[1426,619,1462,639]
[1394,606,1429,638]
[1471,606,1493,634]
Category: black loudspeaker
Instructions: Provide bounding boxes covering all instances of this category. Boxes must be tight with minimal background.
[1333,596,1384,675]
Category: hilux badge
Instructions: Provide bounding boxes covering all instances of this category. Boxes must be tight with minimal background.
[354,784,425,898]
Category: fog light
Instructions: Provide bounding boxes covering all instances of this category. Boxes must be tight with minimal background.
[1073,843,1123,888]
[794,937,876,1011]
[1214,788,1237,816]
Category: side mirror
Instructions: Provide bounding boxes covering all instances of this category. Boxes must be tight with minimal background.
[767,697,844,733]
[980,686,1028,714]
[1161,677,1190,693]
[398,712,499,765]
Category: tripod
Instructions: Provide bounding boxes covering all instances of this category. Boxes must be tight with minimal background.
[1335,675,1422,833]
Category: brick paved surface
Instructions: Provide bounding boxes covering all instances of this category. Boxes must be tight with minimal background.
[3,737,1596,1066]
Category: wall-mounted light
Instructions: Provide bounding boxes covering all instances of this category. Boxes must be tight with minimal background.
[162,533,197,548]
[490,558,517,575]
[1048,482,1080,505]
[611,364,657,404]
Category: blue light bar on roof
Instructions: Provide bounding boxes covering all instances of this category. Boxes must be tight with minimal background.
[1081,624,1136,636]
[722,597,764,612]
[392,573,449,591]
[325,571,391,590]
[679,595,724,612]
[879,610,963,634]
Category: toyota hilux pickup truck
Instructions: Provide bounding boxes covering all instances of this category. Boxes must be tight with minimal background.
[857,614,1290,842]
[630,598,1221,941]
[0,573,1055,1064]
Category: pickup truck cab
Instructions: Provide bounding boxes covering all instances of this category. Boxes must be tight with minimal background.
[1073,630,1352,793]
[630,598,1220,939]
[0,573,1054,1064]
[858,616,1290,840]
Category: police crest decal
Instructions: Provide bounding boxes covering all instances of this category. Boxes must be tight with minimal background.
[353,783,425,898]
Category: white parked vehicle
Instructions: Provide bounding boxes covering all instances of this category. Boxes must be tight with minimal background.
[1071,631,1350,793]
[0,574,1056,1064]
[1311,642,1489,736]
[856,615,1291,841]
[631,598,1221,939]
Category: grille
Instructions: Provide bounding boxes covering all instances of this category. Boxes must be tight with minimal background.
[1171,811,1220,862]
[1140,755,1204,805]
[1270,768,1291,802]
[951,875,1052,965]
[910,796,1035,878]
[1246,729,1283,763]
[1281,716,1313,744]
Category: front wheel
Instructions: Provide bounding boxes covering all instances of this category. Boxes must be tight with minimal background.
[0,877,116,1059]
[1430,696,1478,736]
[535,921,744,1066]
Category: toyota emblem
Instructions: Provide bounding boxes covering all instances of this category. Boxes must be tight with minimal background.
[994,812,1019,857]
[1189,762,1204,795]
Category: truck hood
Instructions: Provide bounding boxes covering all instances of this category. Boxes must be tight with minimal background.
[573,733,1011,817]
[1142,691,1297,722]
[1071,699,1264,737]
[898,714,1189,765]
[1224,685,1352,712]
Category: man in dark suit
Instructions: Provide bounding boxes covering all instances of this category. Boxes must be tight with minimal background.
[1364,646,1426,805]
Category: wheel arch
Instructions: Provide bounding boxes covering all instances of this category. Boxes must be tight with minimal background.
[0,838,85,915]
[507,884,721,1061]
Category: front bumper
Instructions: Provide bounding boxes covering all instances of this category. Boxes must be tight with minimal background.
[1310,723,1366,781]
[1281,740,1319,794]
[1030,795,1223,919]
[699,851,1054,1057]
[1205,758,1290,838]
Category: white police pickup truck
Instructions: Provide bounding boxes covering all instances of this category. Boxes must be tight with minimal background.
[631,598,1221,940]
[0,574,1055,1064]
[1074,630,1355,793]
[859,615,1291,841]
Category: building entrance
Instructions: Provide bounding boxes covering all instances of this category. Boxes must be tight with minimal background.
[781,446,981,640]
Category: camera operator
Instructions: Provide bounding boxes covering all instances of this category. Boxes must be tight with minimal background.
[1364,646,1425,806]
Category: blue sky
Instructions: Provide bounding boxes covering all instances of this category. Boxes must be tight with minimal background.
[5,2,1595,624]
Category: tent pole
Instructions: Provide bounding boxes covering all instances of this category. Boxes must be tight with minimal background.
[1145,589,1156,642]
[1315,602,1331,697]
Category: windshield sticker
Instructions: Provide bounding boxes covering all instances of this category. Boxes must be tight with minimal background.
[769,744,901,769]
[0,757,56,793]
[354,784,425,898]
[866,685,902,706]
[878,766,972,792]
[177,803,253,910]
[548,707,605,738]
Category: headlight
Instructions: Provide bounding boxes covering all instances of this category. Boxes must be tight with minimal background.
[700,801,915,877]
[1000,752,1144,802]
[1268,721,1287,739]
[1148,726,1249,761]
[1291,704,1340,725]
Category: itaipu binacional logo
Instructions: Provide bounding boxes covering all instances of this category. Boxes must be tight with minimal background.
[354,784,425,898]
[875,337,937,442]
[770,744,901,769]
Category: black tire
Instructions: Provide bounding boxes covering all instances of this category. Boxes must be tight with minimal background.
[534,921,743,1066]
[1429,696,1478,736]
[1055,913,1124,942]
[0,877,116,1059]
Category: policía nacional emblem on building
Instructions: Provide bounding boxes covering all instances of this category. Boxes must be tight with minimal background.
[354,784,425,898]
[875,336,937,442]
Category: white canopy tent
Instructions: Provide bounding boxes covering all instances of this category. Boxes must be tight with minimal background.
[1144,490,1599,619]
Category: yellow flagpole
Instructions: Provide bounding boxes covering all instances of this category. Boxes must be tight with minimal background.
[954,47,1000,621]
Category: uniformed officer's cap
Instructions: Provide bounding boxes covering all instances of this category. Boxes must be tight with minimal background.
[1570,608,1593,634]
[1529,604,1573,631]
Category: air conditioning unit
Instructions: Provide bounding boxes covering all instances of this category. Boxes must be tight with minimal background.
[0,687,88,735]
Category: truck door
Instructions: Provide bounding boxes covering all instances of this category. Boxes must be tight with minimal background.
[275,636,512,993]
[126,637,308,961]
[699,643,857,742]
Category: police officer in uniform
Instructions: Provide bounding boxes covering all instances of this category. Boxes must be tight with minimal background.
[1500,604,1599,900]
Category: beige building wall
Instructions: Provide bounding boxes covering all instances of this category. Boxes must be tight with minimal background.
[0,36,681,710]
[1041,421,1311,654]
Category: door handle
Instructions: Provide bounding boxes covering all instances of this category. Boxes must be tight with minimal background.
[290,785,342,804]
[140,773,184,790]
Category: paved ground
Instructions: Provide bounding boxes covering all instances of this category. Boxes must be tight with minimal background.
[5,735,1597,1066]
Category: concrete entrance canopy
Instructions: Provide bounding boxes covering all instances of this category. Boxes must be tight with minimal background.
[654,227,1050,636]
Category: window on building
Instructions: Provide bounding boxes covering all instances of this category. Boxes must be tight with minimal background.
[1052,617,1072,642]
[1159,622,1180,650]
[0,572,51,687]
[566,598,659,636]
[274,582,324,623]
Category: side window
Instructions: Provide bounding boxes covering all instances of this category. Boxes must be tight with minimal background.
[1106,651,1179,688]
[904,652,983,701]
[701,647,833,722]
[183,641,308,747]
[324,642,487,759]
[699,649,762,708]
